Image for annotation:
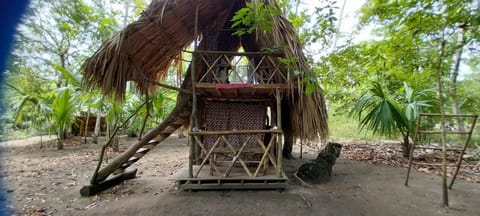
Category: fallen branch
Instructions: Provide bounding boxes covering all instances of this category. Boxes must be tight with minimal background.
[298,192,312,208]
[293,170,313,189]
[81,168,137,196]
[138,93,150,140]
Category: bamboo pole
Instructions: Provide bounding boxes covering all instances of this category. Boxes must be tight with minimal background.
[435,40,448,207]
[300,139,303,159]
[188,3,199,178]
[190,129,282,135]
[449,115,477,189]
[276,88,283,177]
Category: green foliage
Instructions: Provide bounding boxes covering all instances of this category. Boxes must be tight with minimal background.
[53,63,82,87]
[320,0,480,119]
[277,0,338,50]
[3,0,143,141]
[328,113,380,140]
[52,88,76,139]
[351,82,431,140]
[402,83,433,129]
[457,71,480,114]
[351,82,405,137]
[4,0,479,145]
[231,2,281,36]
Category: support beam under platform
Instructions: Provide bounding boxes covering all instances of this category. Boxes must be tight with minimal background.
[171,165,288,190]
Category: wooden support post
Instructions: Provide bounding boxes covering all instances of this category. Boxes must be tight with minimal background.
[276,88,282,177]
[188,138,195,178]
[300,139,303,159]
[188,4,199,178]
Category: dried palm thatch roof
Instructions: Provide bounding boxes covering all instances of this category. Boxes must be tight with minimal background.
[83,0,328,140]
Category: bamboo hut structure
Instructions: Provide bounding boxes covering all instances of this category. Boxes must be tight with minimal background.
[80,0,328,194]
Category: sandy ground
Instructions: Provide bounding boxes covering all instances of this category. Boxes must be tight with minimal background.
[1,136,479,216]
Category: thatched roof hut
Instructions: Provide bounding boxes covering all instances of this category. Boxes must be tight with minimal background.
[83,0,328,140]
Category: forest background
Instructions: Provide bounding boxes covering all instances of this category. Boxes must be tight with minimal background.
[1,0,479,152]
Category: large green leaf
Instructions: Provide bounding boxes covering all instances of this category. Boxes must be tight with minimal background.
[53,63,82,87]
[52,88,76,137]
[351,82,406,137]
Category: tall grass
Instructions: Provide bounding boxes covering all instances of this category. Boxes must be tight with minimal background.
[328,114,383,140]
[330,114,480,149]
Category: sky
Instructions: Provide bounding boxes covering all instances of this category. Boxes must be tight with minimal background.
[301,0,370,56]
[336,0,367,38]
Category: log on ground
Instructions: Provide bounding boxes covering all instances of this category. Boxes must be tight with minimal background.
[80,168,137,196]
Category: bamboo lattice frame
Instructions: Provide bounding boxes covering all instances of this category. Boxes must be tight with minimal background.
[195,51,286,84]
[190,130,281,178]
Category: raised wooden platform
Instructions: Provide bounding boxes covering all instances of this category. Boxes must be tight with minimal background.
[171,165,288,190]
[194,83,290,98]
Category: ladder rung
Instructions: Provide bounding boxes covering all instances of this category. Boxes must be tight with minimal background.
[136,147,150,154]
[148,140,160,144]
[128,157,139,162]
[417,131,471,135]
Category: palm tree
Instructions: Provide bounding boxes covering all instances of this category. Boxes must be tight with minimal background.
[351,82,430,157]
[7,83,54,142]
[51,88,77,149]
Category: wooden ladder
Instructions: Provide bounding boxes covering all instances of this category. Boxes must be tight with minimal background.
[405,113,478,189]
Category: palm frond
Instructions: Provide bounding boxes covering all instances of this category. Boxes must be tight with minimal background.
[352,82,406,137]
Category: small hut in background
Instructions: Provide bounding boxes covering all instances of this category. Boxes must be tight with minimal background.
[81,0,328,194]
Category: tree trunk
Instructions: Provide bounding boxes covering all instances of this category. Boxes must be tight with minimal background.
[93,114,101,144]
[108,121,119,152]
[57,139,63,150]
[282,100,294,159]
[57,128,64,150]
[84,110,90,144]
[138,94,150,140]
[401,133,410,158]
[449,23,466,133]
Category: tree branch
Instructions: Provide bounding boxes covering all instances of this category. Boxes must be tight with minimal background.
[90,101,147,184]
[131,59,192,94]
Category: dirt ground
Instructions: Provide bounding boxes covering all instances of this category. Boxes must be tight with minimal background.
[1,136,479,216]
